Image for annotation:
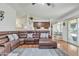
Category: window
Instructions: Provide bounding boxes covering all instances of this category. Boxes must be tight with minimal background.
[68,19,78,46]
[53,22,63,36]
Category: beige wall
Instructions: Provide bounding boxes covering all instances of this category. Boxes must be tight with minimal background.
[0,4,16,31]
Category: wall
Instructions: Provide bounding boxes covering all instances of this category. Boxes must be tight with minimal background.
[62,20,68,42]
[16,16,51,31]
[16,16,34,31]
[0,4,16,31]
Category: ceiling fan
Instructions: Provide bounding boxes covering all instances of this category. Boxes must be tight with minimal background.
[32,3,54,7]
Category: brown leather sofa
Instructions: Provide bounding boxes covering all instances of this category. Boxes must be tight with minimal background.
[0,31,57,56]
[0,32,25,55]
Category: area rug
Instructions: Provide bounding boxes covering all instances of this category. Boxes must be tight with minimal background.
[8,48,67,56]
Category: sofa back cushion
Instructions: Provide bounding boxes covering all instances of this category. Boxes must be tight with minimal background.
[7,35,14,41]
[12,34,19,40]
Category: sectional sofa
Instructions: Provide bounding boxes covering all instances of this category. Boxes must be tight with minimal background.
[0,31,57,56]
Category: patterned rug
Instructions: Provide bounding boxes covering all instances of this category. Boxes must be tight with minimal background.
[8,48,68,56]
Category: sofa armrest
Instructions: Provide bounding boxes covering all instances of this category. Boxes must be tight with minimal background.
[0,42,11,55]
[1,42,11,51]
[3,42,11,55]
[0,42,10,47]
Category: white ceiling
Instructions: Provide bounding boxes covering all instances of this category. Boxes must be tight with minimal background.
[8,3,79,23]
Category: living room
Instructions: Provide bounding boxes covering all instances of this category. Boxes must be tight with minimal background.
[0,3,57,56]
[0,3,79,56]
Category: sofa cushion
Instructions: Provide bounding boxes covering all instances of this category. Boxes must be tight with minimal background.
[12,34,19,40]
[7,35,14,41]
[10,40,19,47]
